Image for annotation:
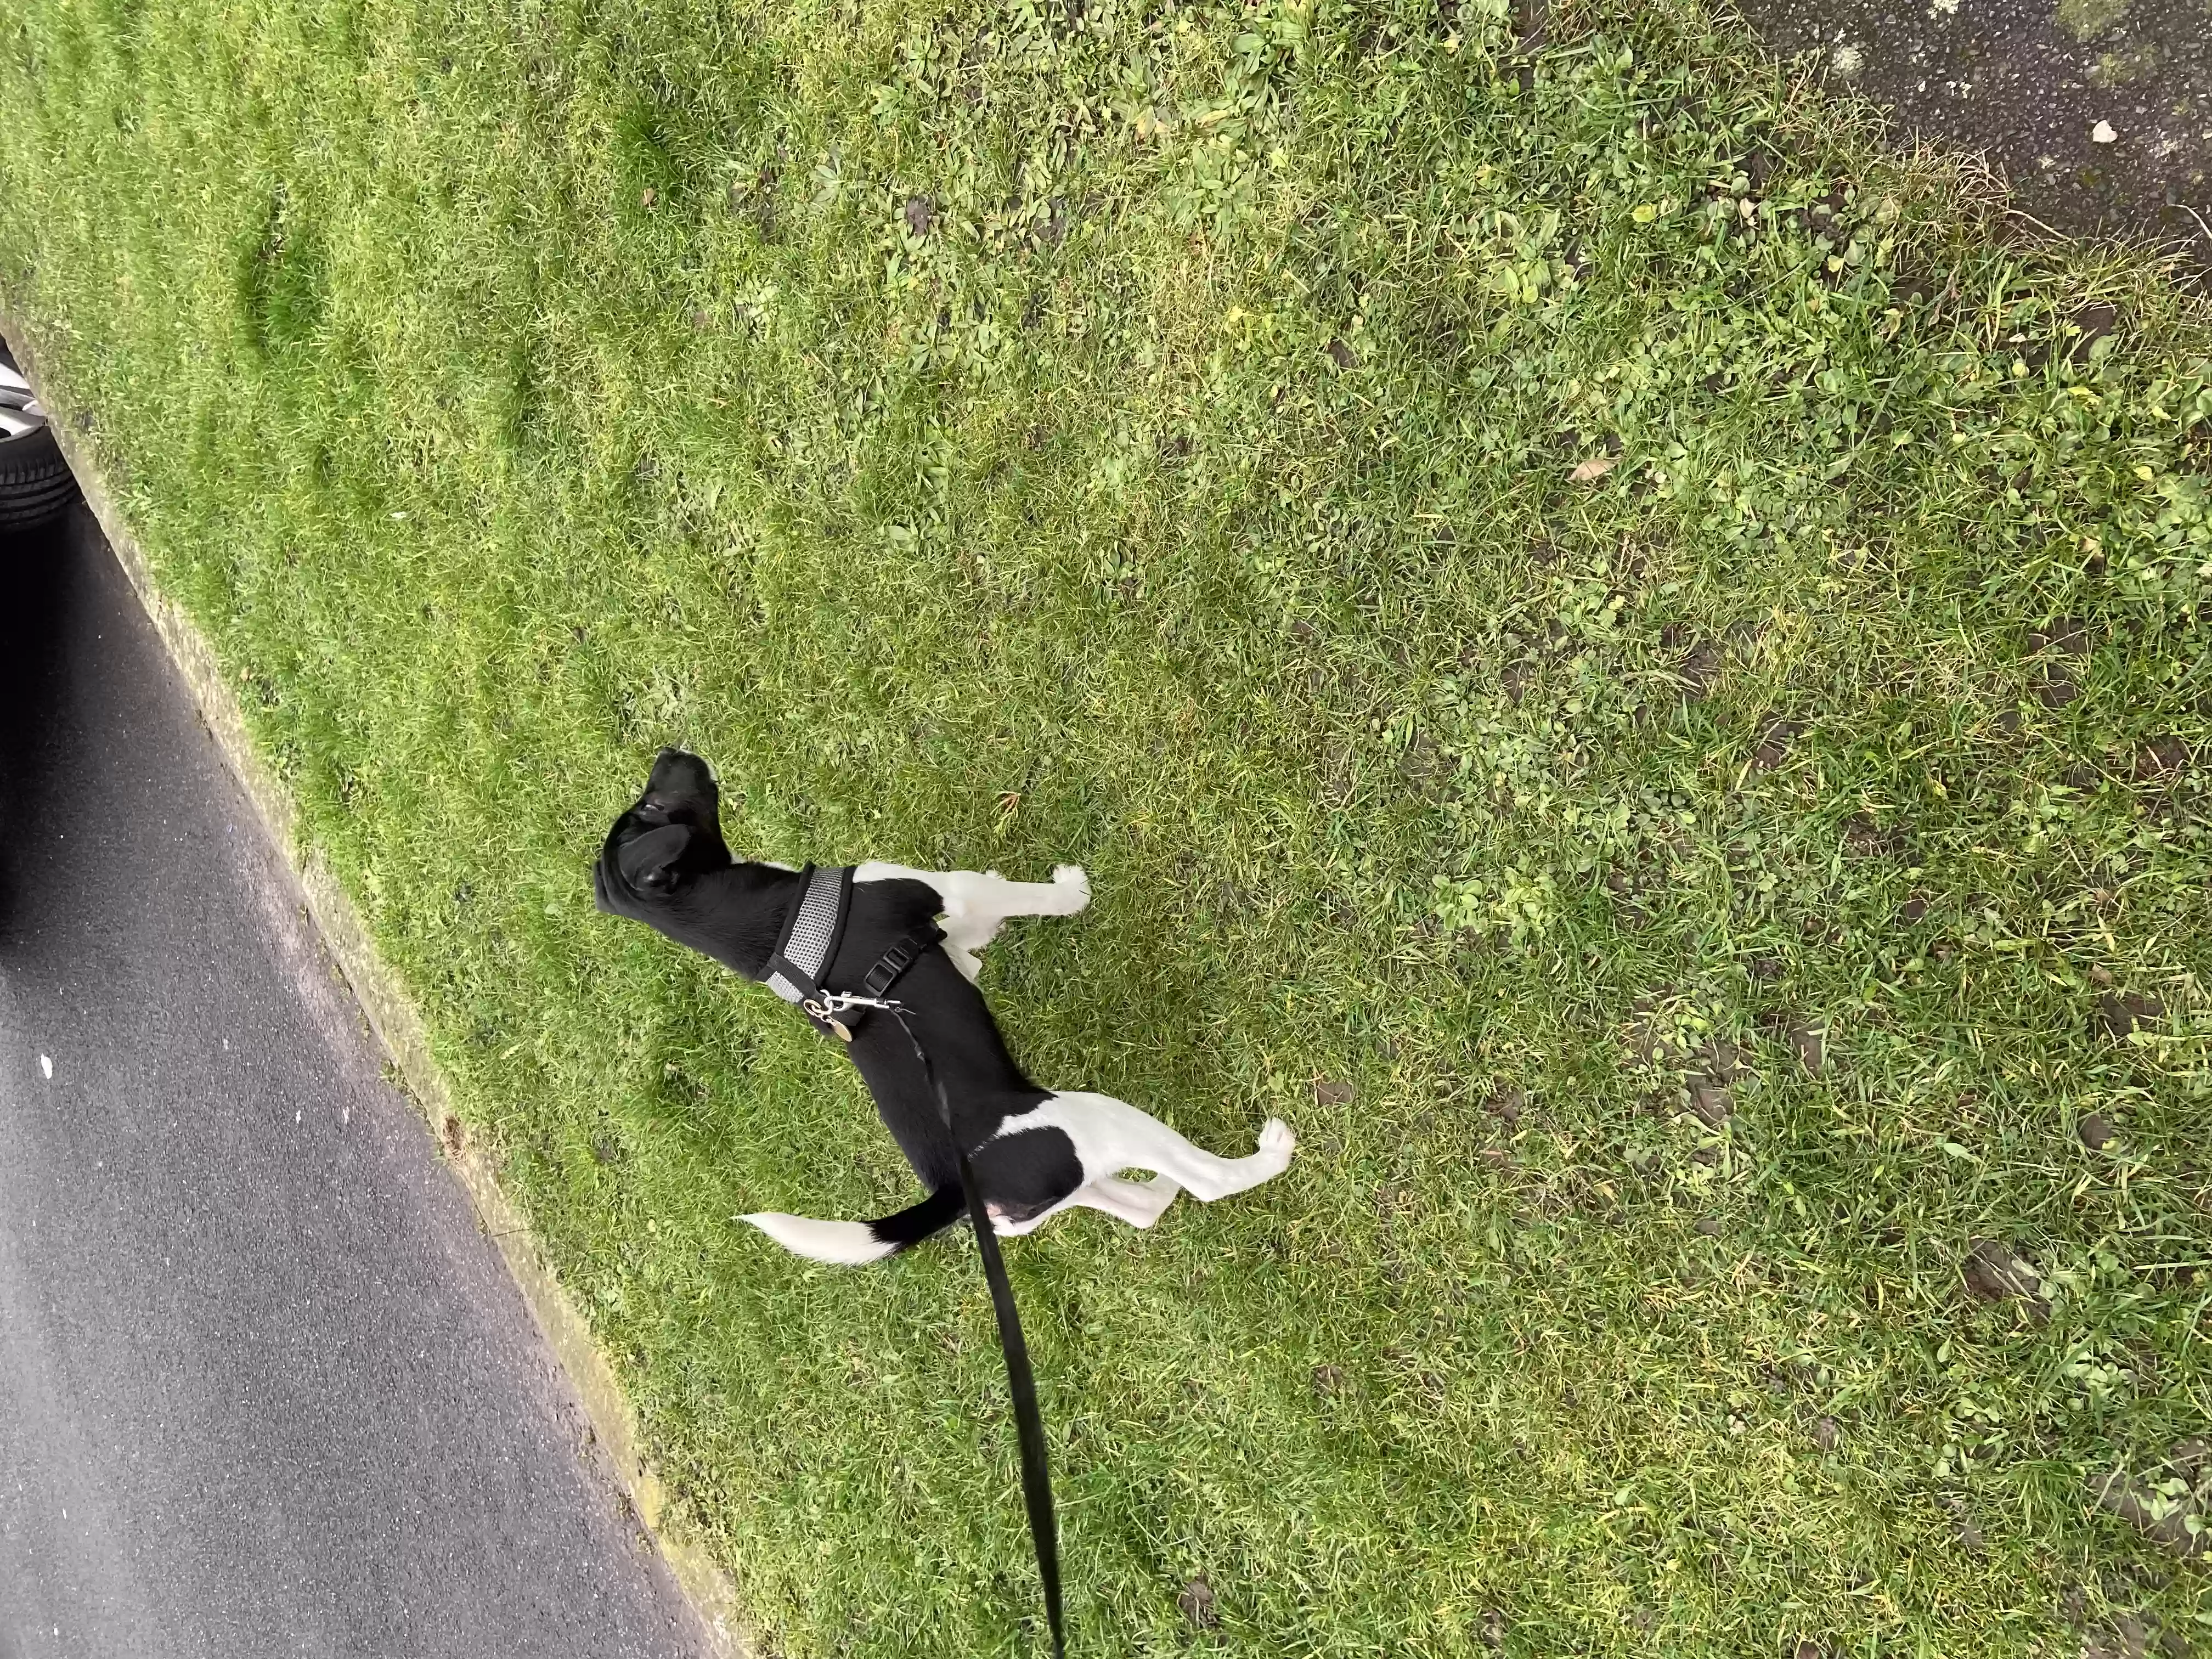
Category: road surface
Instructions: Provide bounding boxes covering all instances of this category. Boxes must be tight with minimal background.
[0,505,712,1659]
[1735,0,2210,262]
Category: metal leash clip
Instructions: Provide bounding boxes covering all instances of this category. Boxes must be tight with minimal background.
[799,998,853,1042]
[803,990,903,1043]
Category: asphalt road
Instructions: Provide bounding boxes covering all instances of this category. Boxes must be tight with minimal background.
[1735,0,2211,262]
[0,505,710,1659]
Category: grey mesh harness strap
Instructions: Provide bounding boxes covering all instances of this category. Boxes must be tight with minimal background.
[763,864,855,1032]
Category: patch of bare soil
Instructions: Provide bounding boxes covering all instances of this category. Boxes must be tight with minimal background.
[1961,1237,2051,1318]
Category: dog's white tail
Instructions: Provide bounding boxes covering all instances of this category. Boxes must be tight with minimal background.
[742,1184,966,1265]
[741,1212,899,1264]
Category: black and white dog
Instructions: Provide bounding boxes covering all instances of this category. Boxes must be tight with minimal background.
[592,749,1295,1265]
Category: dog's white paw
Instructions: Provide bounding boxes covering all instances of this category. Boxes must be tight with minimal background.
[1259,1118,1296,1160]
[1052,864,1091,910]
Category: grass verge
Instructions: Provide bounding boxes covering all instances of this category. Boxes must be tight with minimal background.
[4,0,2211,1652]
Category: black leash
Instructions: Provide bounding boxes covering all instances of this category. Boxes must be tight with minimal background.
[881,1000,1068,1659]
[766,874,1065,1656]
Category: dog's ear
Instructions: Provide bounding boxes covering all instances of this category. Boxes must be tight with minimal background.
[615,823,694,895]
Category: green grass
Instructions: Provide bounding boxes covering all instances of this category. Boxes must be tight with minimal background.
[5,0,2212,1651]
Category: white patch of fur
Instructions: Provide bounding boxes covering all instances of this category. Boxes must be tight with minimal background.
[740,1212,895,1264]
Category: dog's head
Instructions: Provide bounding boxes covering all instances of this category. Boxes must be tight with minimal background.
[592,747,734,922]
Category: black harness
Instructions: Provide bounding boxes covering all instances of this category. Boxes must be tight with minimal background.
[761,863,1066,1658]
[761,863,945,1041]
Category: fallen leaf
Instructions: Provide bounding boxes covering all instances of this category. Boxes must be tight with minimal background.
[1570,454,1618,483]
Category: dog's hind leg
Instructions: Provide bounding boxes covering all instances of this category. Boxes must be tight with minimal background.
[1075,1173,1182,1228]
[856,862,1091,982]
[1023,1093,1295,1205]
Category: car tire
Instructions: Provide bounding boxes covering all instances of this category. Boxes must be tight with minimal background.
[0,422,78,529]
[0,338,81,529]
